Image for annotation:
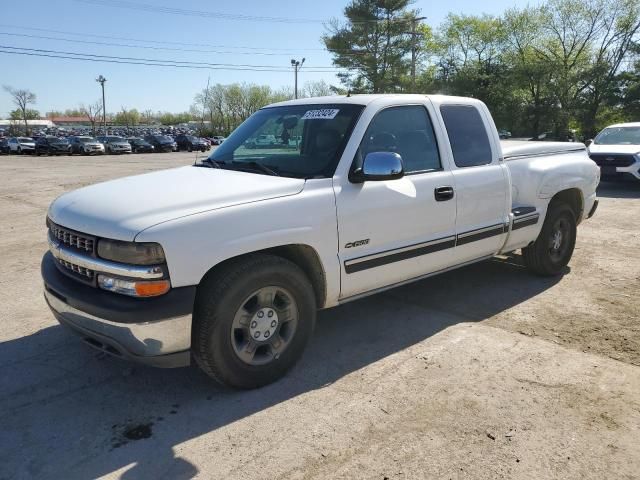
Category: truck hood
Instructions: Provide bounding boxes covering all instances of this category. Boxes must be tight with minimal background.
[588,144,640,155]
[48,166,305,241]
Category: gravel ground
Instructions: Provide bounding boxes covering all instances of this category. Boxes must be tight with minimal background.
[0,152,638,480]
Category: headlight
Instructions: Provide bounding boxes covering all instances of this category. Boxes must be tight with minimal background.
[97,239,165,265]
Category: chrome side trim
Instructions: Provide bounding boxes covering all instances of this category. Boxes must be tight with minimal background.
[457,223,505,239]
[45,289,191,356]
[48,234,164,280]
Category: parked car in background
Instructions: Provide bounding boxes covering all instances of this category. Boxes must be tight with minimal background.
[69,136,105,155]
[175,134,209,152]
[96,136,132,154]
[35,136,72,156]
[0,138,10,154]
[498,129,512,139]
[144,134,176,152]
[127,137,155,153]
[7,137,36,154]
[587,122,640,182]
[210,136,225,145]
[246,134,277,148]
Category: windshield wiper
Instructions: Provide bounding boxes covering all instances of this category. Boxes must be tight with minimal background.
[231,161,280,176]
[196,158,225,169]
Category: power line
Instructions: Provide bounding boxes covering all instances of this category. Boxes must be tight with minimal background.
[0,45,344,72]
[74,0,426,26]
[75,0,321,24]
[0,31,367,57]
[0,24,365,54]
[0,44,338,70]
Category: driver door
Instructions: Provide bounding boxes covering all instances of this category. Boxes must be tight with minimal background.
[334,103,457,299]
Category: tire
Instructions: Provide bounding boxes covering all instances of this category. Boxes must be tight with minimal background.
[17,147,21,155]
[188,145,192,152]
[523,202,577,276]
[192,254,316,389]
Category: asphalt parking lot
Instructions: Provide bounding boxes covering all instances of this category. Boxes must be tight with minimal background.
[0,152,639,480]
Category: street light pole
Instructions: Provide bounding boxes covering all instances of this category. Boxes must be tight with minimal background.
[290,58,305,99]
[404,16,427,91]
[96,75,107,132]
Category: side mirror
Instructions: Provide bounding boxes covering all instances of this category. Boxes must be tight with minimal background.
[585,139,593,147]
[351,152,404,183]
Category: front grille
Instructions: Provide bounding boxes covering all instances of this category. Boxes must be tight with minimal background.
[589,154,636,167]
[56,258,95,280]
[49,222,95,254]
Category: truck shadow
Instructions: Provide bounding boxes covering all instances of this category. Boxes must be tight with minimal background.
[0,255,563,480]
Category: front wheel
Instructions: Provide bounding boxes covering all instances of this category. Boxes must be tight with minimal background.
[523,202,577,276]
[192,254,316,389]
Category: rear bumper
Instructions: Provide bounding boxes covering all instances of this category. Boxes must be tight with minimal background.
[42,252,195,368]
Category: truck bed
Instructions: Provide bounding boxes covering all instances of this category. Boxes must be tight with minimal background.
[501,140,586,160]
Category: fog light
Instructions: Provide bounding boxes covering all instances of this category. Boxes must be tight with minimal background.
[98,275,170,297]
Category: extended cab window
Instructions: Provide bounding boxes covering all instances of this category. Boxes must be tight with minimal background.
[440,105,492,167]
[355,105,441,174]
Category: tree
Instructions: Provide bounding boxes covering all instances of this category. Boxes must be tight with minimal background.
[114,107,141,130]
[323,0,418,93]
[577,0,640,137]
[303,80,334,97]
[3,86,37,134]
[80,101,103,135]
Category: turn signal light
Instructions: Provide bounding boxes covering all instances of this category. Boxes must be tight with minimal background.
[135,280,171,297]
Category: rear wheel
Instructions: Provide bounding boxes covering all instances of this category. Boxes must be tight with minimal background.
[192,254,316,389]
[523,202,577,276]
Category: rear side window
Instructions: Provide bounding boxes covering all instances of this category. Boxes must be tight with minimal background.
[440,105,492,167]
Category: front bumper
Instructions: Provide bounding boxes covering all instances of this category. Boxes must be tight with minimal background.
[602,158,640,180]
[42,252,195,368]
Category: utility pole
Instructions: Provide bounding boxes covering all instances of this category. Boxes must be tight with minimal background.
[96,75,107,132]
[404,16,427,91]
[290,58,305,99]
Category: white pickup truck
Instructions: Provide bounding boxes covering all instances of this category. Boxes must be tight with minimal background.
[42,94,600,388]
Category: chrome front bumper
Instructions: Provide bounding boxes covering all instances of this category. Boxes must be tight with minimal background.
[44,288,191,368]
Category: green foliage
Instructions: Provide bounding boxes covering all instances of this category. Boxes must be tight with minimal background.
[9,109,40,120]
[323,0,417,93]
[325,0,640,138]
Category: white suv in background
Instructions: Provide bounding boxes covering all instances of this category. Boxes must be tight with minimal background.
[588,122,640,182]
[7,137,36,154]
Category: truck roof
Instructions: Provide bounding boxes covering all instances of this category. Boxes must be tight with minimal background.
[266,94,484,108]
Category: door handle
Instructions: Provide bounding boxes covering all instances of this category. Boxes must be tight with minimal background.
[434,186,454,201]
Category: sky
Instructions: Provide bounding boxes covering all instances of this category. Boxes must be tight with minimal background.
[0,0,538,117]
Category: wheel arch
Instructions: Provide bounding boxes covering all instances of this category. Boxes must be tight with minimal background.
[549,188,584,224]
[198,244,327,309]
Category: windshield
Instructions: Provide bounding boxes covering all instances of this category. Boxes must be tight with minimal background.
[106,136,125,142]
[594,126,640,145]
[78,137,95,143]
[210,104,364,178]
[18,137,33,142]
[49,137,68,144]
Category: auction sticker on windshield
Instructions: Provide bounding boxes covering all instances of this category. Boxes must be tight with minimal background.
[301,109,340,120]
